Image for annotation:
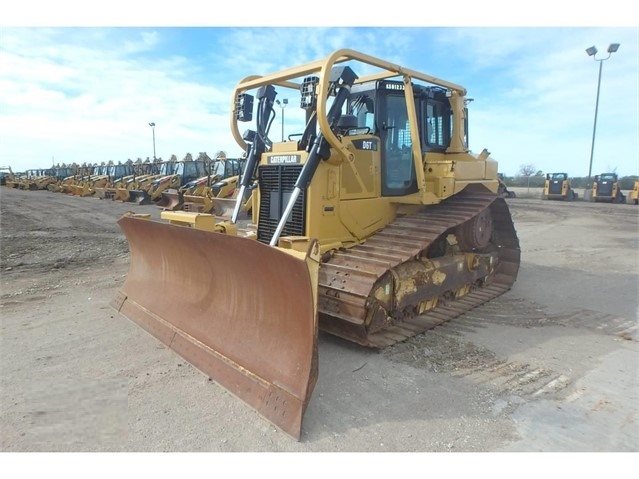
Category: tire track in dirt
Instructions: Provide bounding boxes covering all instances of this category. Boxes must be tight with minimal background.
[384,295,636,408]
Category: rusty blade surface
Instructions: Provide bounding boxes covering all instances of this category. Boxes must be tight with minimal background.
[112,215,318,440]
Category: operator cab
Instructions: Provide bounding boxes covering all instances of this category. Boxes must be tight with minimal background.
[598,173,618,182]
[174,160,207,183]
[347,80,460,197]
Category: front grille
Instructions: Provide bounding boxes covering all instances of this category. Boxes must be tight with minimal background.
[257,165,306,244]
[548,181,563,195]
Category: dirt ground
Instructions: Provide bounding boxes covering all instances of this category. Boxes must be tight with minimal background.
[1,186,637,475]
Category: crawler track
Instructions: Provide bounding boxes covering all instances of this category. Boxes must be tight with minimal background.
[317,189,521,348]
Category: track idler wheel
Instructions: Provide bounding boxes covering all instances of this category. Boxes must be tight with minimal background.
[456,207,493,252]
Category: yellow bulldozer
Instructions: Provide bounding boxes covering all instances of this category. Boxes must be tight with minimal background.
[543,172,577,201]
[111,49,520,440]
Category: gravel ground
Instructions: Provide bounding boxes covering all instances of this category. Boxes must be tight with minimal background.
[1,186,637,477]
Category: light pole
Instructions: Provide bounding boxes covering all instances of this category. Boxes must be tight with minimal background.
[148,122,156,160]
[585,43,620,185]
[275,98,288,141]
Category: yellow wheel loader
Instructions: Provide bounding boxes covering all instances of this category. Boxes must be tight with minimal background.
[591,173,626,203]
[0,166,15,187]
[73,163,112,197]
[59,164,90,194]
[543,172,577,201]
[112,49,520,440]
[60,176,78,194]
[155,153,212,210]
[13,174,28,189]
[67,164,97,195]
[46,164,77,192]
[48,174,76,193]
[207,181,255,218]
[35,170,57,190]
[114,159,170,203]
[178,158,246,213]
[16,170,36,189]
[20,169,56,190]
[100,160,147,200]
[94,162,135,199]
[148,155,212,209]
[158,174,212,211]
[4,167,22,188]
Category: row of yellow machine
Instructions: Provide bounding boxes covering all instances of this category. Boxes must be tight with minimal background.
[542,172,639,204]
[0,152,254,215]
[1,49,635,440]
[6,161,634,207]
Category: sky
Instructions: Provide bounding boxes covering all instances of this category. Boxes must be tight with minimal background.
[0,4,637,180]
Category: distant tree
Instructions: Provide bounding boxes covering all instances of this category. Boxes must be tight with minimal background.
[570,176,588,189]
[620,175,639,190]
[519,164,536,191]
[535,170,544,177]
[519,164,535,177]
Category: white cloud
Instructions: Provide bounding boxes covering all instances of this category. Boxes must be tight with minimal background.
[0,26,637,177]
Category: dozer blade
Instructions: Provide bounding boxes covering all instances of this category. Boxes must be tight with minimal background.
[111,215,320,440]
[156,189,183,210]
